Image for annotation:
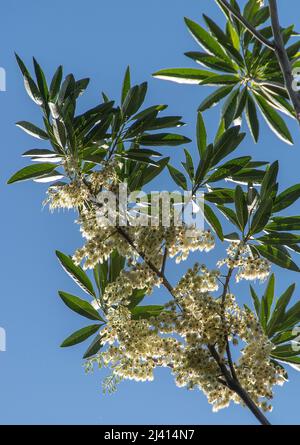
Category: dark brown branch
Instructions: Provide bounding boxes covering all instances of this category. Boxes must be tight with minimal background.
[268,0,300,121]
[217,0,275,50]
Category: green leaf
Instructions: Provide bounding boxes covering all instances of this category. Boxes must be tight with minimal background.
[211,126,245,165]
[256,245,300,272]
[234,185,248,231]
[7,163,56,184]
[61,324,101,347]
[222,88,240,128]
[152,68,214,84]
[56,251,96,297]
[121,66,131,104]
[273,185,300,213]
[93,261,108,295]
[16,121,49,139]
[182,149,194,180]
[83,335,103,359]
[122,82,147,118]
[260,161,279,200]
[204,188,235,204]
[250,285,261,317]
[128,289,146,310]
[196,112,207,156]
[245,94,259,143]
[49,65,63,100]
[58,291,104,321]
[33,57,48,102]
[266,216,300,232]
[198,85,234,112]
[217,205,241,230]
[260,274,275,329]
[255,93,293,145]
[23,74,43,105]
[204,204,224,240]
[185,51,236,73]
[272,344,300,359]
[22,149,58,158]
[131,305,165,320]
[199,74,240,86]
[267,284,296,336]
[184,17,229,60]
[271,330,299,345]
[139,133,191,146]
[250,197,273,235]
[258,233,300,245]
[167,165,188,190]
[15,53,30,77]
[141,157,170,186]
[207,156,251,183]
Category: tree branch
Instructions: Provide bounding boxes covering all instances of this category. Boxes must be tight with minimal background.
[217,0,275,51]
[268,0,300,121]
[82,179,271,425]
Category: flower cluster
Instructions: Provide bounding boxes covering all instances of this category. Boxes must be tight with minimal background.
[102,263,163,307]
[218,242,270,283]
[87,265,284,413]
[45,181,90,210]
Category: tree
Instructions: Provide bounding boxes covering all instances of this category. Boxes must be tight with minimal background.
[8,0,300,425]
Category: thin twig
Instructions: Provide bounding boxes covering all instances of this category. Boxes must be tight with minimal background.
[217,0,275,50]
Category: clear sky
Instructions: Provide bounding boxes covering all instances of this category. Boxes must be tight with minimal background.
[1,0,300,425]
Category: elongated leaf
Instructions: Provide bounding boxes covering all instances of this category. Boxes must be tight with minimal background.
[204,204,224,240]
[250,197,273,235]
[58,291,104,321]
[185,51,236,73]
[16,121,49,140]
[258,233,300,245]
[153,68,214,84]
[266,217,300,232]
[196,112,207,156]
[235,186,248,231]
[255,93,293,145]
[245,94,259,142]
[33,57,48,102]
[131,305,165,320]
[198,85,234,112]
[61,324,102,347]
[7,163,56,184]
[268,284,296,336]
[260,274,275,328]
[250,285,261,317]
[184,17,229,60]
[50,65,63,99]
[56,251,96,297]
[182,149,194,180]
[121,66,131,104]
[273,184,300,213]
[256,245,300,272]
[83,335,103,359]
[167,165,188,190]
[139,133,191,146]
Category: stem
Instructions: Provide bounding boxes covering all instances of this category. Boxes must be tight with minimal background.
[217,0,275,50]
[268,0,300,122]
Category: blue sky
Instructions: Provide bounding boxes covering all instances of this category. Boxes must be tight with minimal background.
[1,0,300,425]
